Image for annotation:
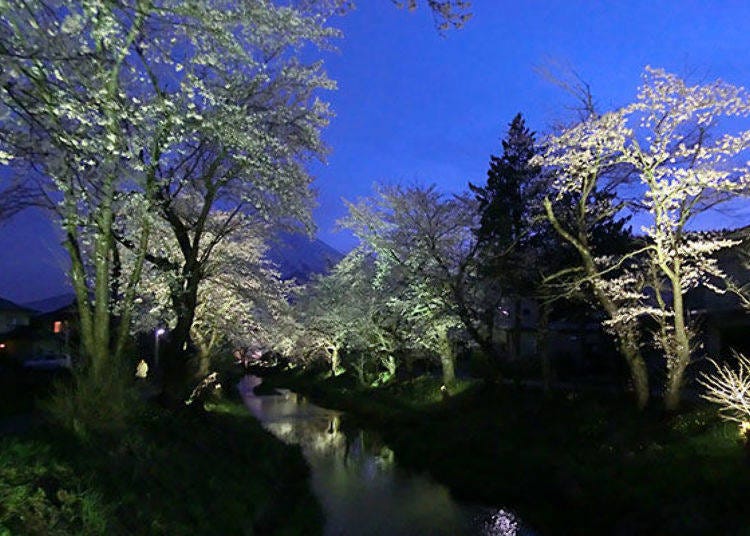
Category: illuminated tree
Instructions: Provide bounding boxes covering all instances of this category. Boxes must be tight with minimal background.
[539,128,649,408]
[0,0,342,394]
[537,68,750,410]
[342,184,482,384]
[288,250,405,384]
[291,251,373,377]
[1,0,163,382]
[700,354,750,430]
[127,213,290,379]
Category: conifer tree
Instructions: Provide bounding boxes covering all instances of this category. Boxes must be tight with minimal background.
[469,114,540,361]
[471,113,539,250]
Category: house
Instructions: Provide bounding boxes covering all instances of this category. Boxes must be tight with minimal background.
[685,228,750,359]
[0,294,76,362]
[0,297,34,335]
[0,298,35,360]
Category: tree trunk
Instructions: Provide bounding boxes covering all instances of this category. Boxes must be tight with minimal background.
[544,198,650,410]
[196,350,211,378]
[438,326,456,385]
[383,355,397,383]
[617,324,650,411]
[538,301,553,393]
[356,354,365,386]
[162,274,200,394]
[331,345,341,376]
[665,276,692,412]
[625,343,650,411]
[440,352,456,386]
[592,283,651,410]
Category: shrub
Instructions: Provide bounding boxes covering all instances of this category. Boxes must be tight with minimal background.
[44,363,142,440]
[699,353,750,442]
[0,439,109,535]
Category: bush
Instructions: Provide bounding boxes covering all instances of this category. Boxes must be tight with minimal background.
[43,364,143,441]
[0,439,110,535]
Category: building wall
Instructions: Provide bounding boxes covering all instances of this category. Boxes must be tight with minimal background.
[0,311,31,334]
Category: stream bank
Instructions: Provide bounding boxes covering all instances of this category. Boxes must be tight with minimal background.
[256,367,750,535]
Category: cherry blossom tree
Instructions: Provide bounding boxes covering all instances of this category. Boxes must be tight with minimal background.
[290,251,392,382]
[538,117,651,408]
[341,184,484,385]
[289,252,363,375]
[0,0,343,396]
[1,0,164,382]
[126,212,290,379]
[537,68,750,410]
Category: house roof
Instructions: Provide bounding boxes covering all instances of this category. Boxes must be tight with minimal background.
[0,297,34,314]
[22,293,76,315]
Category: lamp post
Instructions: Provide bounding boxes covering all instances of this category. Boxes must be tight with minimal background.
[154,328,166,368]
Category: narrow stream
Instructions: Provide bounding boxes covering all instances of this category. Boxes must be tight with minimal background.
[239,375,534,536]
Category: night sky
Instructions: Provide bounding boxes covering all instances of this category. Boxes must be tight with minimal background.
[3,0,750,303]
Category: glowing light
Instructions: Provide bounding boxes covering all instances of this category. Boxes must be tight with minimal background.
[135,359,149,379]
[156,328,166,336]
[53,321,63,333]
[0,343,6,349]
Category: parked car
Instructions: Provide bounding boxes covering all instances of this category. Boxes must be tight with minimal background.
[22,353,72,371]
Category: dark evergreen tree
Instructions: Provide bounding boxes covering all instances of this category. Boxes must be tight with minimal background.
[470,113,540,252]
[469,113,634,383]
[468,114,541,364]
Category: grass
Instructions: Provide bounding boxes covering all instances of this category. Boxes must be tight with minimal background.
[0,367,323,535]
[260,367,750,535]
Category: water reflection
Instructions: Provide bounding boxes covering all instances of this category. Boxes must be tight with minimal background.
[240,376,531,536]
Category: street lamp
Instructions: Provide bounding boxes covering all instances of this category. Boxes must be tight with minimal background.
[154,328,166,368]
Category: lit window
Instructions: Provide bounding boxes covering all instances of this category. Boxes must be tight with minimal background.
[53,321,63,333]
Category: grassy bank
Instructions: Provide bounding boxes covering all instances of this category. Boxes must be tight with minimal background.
[259,368,750,535]
[0,370,322,535]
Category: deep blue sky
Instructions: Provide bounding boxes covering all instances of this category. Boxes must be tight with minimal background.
[312,0,750,250]
[3,0,750,302]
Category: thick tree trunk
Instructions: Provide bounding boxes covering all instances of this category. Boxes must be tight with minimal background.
[169,291,198,358]
[331,345,341,376]
[440,353,456,386]
[161,275,200,396]
[621,332,650,411]
[665,276,692,412]
[438,326,456,385]
[196,350,211,378]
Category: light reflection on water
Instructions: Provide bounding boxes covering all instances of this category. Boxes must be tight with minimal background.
[240,376,534,536]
